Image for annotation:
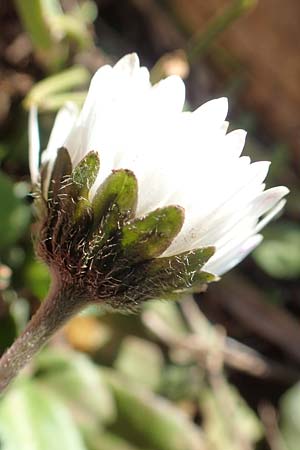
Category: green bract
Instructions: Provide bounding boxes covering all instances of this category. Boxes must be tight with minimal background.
[35,148,216,310]
[121,206,185,262]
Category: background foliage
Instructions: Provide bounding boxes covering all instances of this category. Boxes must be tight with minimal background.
[0,1,300,449]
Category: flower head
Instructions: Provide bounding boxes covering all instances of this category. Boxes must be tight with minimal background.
[29,54,288,310]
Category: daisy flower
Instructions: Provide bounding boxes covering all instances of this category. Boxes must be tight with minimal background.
[0,53,289,393]
[29,53,288,309]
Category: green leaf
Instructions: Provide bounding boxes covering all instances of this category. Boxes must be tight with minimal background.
[0,380,87,450]
[14,0,54,51]
[253,222,300,279]
[24,259,50,300]
[25,66,90,109]
[280,382,300,450]
[34,91,87,112]
[50,15,92,50]
[76,1,98,24]
[0,172,30,249]
[160,365,205,402]
[84,430,144,450]
[143,300,189,336]
[200,384,263,450]
[104,371,204,450]
[35,349,115,426]
[121,206,184,261]
[114,337,164,390]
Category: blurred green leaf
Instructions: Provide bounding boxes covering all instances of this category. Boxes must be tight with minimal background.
[24,66,90,110]
[280,382,300,450]
[0,172,30,249]
[114,336,164,390]
[143,300,188,336]
[32,91,87,112]
[50,15,92,49]
[24,259,50,300]
[200,383,263,450]
[35,349,115,427]
[75,1,98,24]
[253,222,300,279]
[45,0,95,49]
[105,371,204,450]
[84,430,144,450]
[0,380,87,450]
[160,365,204,402]
[14,0,54,51]
[15,0,94,68]
[9,296,30,334]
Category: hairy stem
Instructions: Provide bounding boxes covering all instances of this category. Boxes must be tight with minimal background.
[0,282,82,394]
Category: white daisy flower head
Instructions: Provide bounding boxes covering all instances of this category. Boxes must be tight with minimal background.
[29,53,289,310]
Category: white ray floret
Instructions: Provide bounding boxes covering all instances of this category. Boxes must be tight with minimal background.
[29,53,289,276]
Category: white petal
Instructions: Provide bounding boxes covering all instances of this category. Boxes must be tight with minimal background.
[256,198,288,233]
[42,102,79,166]
[28,105,40,184]
[223,129,247,158]
[41,103,78,197]
[164,158,269,256]
[151,75,185,113]
[206,234,263,275]
[196,184,287,251]
[68,58,151,173]
[193,97,228,127]
[253,186,289,218]
[221,121,229,133]
[65,65,114,166]
[113,53,140,75]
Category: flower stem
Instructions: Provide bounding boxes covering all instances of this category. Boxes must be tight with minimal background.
[0,283,81,394]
